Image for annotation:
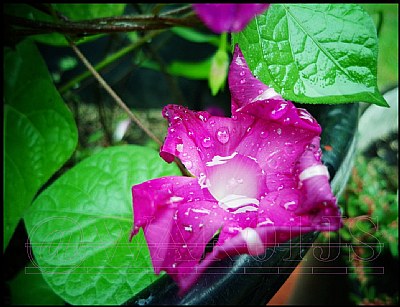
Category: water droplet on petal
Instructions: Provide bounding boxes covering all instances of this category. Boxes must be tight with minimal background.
[267,158,279,169]
[240,71,245,76]
[202,136,212,148]
[184,161,193,169]
[197,113,208,122]
[280,200,297,211]
[260,131,268,139]
[216,127,230,144]
[176,143,184,153]
[283,142,295,155]
[240,79,246,84]
[197,147,205,160]
[276,128,282,135]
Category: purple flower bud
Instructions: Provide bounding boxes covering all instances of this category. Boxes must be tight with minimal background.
[193,3,270,33]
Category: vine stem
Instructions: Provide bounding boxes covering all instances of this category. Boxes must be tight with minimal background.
[67,38,191,177]
[68,38,163,147]
[59,30,164,94]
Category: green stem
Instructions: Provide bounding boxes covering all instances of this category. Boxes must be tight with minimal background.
[219,32,228,52]
[59,30,164,94]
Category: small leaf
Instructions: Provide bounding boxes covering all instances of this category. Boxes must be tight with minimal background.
[140,58,212,80]
[209,48,229,95]
[24,145,181,305]
[232,4,388,107]
[4,40,78,251]
[171,27,220,46]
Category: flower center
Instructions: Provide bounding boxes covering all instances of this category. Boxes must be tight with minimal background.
[204,152,264,214]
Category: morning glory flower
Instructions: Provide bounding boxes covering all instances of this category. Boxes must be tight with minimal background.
[130,45,341,294]
[193,3,270,33]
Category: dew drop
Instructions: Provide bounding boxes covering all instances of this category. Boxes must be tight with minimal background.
[260,131,268,139]
[306,143,316,151]
[202,136,212,148]
[240,70,245,76]
[198,113,208,122]
[281,200,297,211]
[276,128,282,135]
[240,78,246,84]
[216,127,230,144]
[176,143,183,153]
[184,161,193,169]
[284,142,295,155]
[267,158,279,169]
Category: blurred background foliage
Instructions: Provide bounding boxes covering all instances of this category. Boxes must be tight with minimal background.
[3,3,398,305]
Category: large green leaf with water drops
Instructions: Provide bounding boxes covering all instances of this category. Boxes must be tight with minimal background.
[24,145,181,305]
[9,268,65,305]
[4,40,78,251]
[232,3,388,107]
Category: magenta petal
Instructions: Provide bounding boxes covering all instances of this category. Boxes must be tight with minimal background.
[193,4,270,33]
[229,44,321,134]
[160,104,254,177]
[295,136,341,230]
[131,176,225,293]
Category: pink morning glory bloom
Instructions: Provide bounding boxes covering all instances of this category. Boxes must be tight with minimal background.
[130,45,341,294]
[193,4,270,33]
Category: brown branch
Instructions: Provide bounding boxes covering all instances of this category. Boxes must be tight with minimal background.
[4,13,201,37]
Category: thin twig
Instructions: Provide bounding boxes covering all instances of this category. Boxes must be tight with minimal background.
[161,4,194,16]
[59,30,164,94]
[67,38,163,147]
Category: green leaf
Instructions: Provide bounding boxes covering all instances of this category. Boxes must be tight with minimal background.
[4,40,78,251]
[24,145,181,305]
[361,4,399,91]
[232,4,388,107]
[5,4,126,46]
[171,27,220,46]
[140,58,212,80]
[9,268,65,305]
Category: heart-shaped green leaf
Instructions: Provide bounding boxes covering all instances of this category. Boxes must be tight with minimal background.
[24,145,181,305]
[9,268,65,305]
[4,40,78,251]
[232,4,388,107]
